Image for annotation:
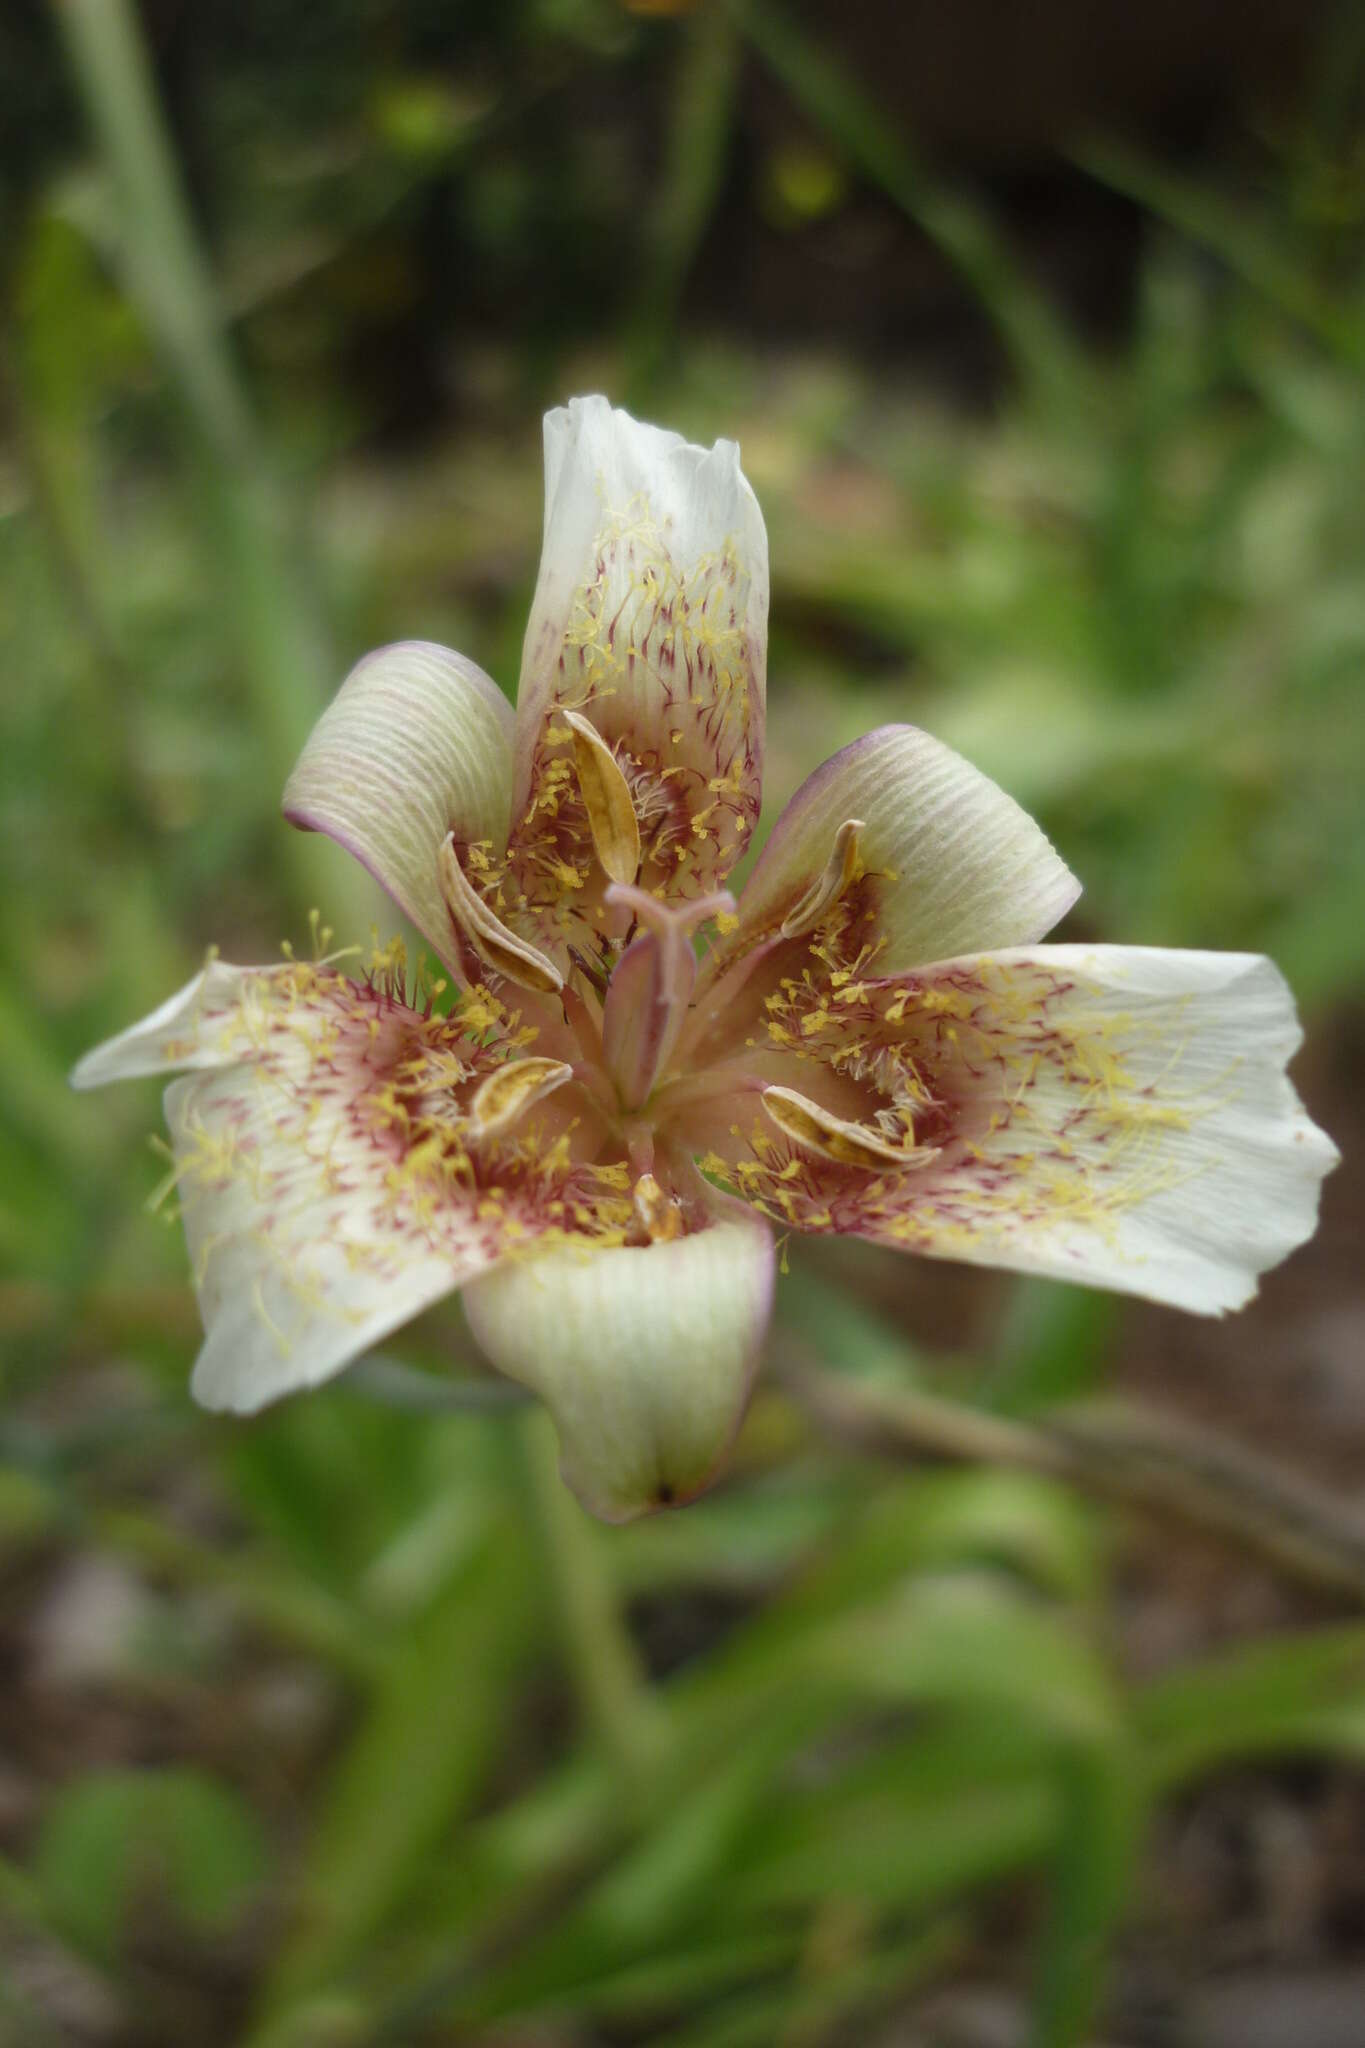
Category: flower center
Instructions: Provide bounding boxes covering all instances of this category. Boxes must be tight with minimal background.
[437,725,751,1240]
[538,884,744,1240]
[438,756,928,1245]
[598,881,737,1111]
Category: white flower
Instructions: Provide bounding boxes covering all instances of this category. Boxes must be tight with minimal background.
[74,397,1339,1521]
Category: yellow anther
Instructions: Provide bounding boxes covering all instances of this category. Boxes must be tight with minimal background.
[780,819,866,940]
[468,1056,574,1139]
[632,1171,685,1243]
[761,1084,939,1173]
[564,711,641,886]
[438,835,564,995]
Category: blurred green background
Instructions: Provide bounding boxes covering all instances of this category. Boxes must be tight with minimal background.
[2,2,1364,2042]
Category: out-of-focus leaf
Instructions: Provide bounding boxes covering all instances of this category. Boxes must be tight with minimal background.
[1138,1624,1365,1790]
[1031,1742,1140,2048]
[654,1917,962,2048]
[727,1716,1058,1914]
[35,1767,268,1965]
[259,1481,539,2014]
[1074,136,1364,362]
[627,8,740,394]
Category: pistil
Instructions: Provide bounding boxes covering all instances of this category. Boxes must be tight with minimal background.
[600,882,736,1110]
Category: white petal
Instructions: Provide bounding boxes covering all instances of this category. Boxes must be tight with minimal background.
[461,1188,775,1521]
[71,960,291,1088]
[283,641,515,973]
[509,396,768,899]
[169,1068,473,1412]
[855,947,1338,1313]
[728,725,1079,972]
[73,959,574,1410]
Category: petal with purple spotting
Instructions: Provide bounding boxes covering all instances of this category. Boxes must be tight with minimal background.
[707,945,1339,1317]
[71,958,294,1088]
[73,955,628,1412]
[505,397,768,944]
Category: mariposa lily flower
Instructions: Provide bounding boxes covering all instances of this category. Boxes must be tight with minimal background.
[74,397,1338,1521]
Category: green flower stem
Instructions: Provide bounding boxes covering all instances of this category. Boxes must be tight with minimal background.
[518,1409,664,1786]
[0,331,131,693]
[48,0,247,449]
[626,7,741,399]
[50,0,369,930]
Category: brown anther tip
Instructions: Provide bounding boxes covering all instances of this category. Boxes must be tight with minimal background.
[565,710,642,887]
[780,818,867,940]
[761,1083,938,1173]
[469,1056,574,1138]
[438,835,564,995]
[632,1170,686,1242]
